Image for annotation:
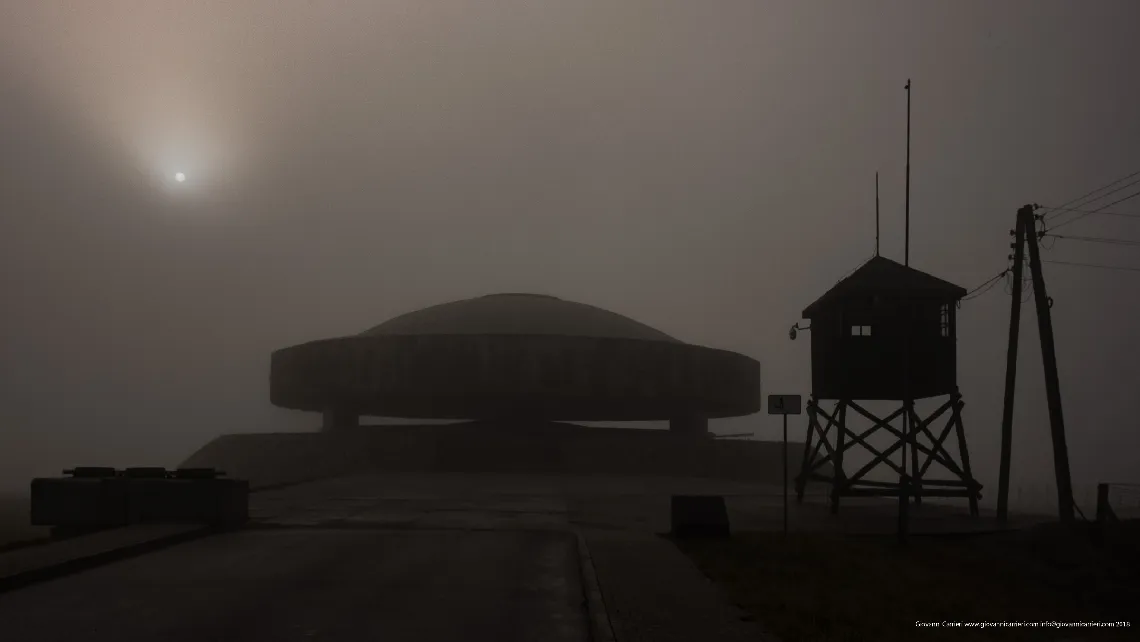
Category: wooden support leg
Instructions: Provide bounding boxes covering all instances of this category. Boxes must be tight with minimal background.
[909,402,922,506]
[831,401,847,515]
[897,474,910,545]
[950,396,979,516]
[796,399,818,503]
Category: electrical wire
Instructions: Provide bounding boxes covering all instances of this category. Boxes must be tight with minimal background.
[1046,189,1140,233]
[1002,271,1034,301]
[1001,256,1033,302]
[960,269,1009,302]
[961,277,1004,302]
[1041,169,1140,221]
[1042,259,1140,274]
[1038,206,1140,219]
[1034,216,1060,250]
[1042,233,1140,247]
[1003,255,1020,288]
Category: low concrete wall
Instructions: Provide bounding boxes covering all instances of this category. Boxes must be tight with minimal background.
[181,423,809,489]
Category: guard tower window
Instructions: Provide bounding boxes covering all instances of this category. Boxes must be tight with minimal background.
[850,325,872,337]
[939,303,951,338]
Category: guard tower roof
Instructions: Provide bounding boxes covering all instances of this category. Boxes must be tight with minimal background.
[802,256,968,318]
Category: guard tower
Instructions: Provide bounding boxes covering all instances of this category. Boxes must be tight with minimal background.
[793,256,981,514]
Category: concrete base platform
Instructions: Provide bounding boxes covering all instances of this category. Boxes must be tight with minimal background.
[243,472,1042,537]
[0,528,588,642]
[182,423,809,490]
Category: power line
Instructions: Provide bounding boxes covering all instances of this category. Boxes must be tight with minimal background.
[1043,259,1140,274]
[962,277,1004,301]
[1046,189,1140,232]
[1042,233,1140,247]
[1042,178,1140,229]
[960,269,1009,302]
[1038,205,1140,219]
[1001,265,1034,301]
[1042,169,1140,221]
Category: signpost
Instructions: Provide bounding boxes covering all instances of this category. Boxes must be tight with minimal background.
[768,394,802,536]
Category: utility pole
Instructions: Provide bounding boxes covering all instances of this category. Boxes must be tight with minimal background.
[997,205,1029,522]
[900,80,913,514]
[1023,206,1075,523]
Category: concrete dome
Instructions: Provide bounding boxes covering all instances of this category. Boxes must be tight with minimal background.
[361,294,681,343]
[270,293,761,424]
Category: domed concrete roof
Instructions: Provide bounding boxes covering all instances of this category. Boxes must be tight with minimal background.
[361,293,680,343]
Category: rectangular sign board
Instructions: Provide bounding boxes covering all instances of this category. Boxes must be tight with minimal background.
[767,394,802,415]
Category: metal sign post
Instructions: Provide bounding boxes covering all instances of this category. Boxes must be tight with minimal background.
[768,394,803,537]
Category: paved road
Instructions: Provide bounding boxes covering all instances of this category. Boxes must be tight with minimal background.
[0,527,589,642]
[0,471,1029,642]
[245,472,1033,535]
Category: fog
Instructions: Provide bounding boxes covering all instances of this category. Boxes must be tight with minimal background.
[2,1,1138,510]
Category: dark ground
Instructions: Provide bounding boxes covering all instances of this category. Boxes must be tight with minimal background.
[0,527,588,642]
[676,520,1140,641]
[6,472,1132,641]
[0,493,49,552]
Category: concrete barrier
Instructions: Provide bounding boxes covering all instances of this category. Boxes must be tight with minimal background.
[31,471,249,528]
[670,495,730,537]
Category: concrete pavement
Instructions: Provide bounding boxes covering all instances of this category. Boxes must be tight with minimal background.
[0,527,588,642]
[0,523,206,592]
[3,470,1023,641]
[584,529,782,642]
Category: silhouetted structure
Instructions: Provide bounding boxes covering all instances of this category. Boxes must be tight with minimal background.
[998,204,1074,523]
[794,256,982,514]
[270,293,762,435]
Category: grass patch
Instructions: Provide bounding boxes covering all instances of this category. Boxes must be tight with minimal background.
[675,523,1139,641]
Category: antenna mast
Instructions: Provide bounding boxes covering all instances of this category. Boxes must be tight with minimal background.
[905,79,911,266]
[875,172,880,256]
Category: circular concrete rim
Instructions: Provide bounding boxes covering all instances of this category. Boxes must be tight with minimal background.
[270,333,762,421]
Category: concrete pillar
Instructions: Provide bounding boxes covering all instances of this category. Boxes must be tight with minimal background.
[321,409,358,432]
[670,413,709,436]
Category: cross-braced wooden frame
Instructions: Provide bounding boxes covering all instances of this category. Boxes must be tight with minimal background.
[794,393,981,516]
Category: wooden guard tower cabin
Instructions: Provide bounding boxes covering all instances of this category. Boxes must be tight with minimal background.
[794,255,982,515]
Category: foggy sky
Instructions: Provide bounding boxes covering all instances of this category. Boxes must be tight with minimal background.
[2,1,1138,504]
